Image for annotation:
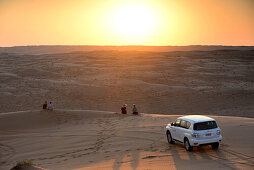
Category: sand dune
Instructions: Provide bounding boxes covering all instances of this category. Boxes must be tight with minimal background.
[0,50,253,117]
[0,110,253,170]
[0,47,253,169]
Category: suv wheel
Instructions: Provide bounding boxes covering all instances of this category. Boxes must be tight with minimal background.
[211,142,219,149]
[166,131,174,144]
[184,138,193,151]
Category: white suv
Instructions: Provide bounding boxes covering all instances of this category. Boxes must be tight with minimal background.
[166,115,222,151]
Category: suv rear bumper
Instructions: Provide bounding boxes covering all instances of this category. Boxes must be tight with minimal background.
[189,136,222,146]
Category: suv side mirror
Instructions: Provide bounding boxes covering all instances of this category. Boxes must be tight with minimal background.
[171,122,174,126]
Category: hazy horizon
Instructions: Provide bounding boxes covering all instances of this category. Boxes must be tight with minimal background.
[1,44,254,48]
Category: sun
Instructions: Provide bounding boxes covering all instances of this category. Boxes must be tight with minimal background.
[110,3,158,42]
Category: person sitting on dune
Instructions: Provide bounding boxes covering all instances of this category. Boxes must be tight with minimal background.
[48,101,53,110]
[121,104,127,114]
[132,104,138,115]
[43,101,47,110]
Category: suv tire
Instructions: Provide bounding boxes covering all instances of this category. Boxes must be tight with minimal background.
[166,131,174,144]
[184,138,193,151]
[211,142,219,149]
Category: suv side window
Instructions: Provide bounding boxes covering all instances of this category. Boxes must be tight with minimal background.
[174,119,181,127]
[180,120,187,128]
[186,121,191,129]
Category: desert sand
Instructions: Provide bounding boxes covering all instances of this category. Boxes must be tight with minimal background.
[0,110,253,170]
[0,46,253,169]
[0,48,254,117]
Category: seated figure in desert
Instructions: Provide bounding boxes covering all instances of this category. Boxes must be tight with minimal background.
[48,101,53,110]
[132,104,138,115]
[121,104,127,114]
[43,101,47,110]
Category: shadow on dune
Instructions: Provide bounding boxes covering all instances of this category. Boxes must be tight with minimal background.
[169,143,243,170]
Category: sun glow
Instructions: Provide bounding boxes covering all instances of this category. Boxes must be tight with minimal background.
[0,0,254,46]
[109,3,159,43]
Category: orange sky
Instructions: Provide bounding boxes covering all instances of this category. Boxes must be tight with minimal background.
[0,0,254,46]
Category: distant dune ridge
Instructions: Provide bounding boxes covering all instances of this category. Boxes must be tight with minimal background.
[0,45,254,55]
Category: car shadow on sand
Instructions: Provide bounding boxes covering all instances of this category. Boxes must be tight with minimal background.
[169,142,250,170]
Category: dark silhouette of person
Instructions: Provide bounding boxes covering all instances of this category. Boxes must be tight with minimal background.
[121,104,127,114]
[132,104,138,115]
[43,101,47,110]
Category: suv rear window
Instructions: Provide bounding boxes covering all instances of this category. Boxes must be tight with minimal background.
[194,121,217,130]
